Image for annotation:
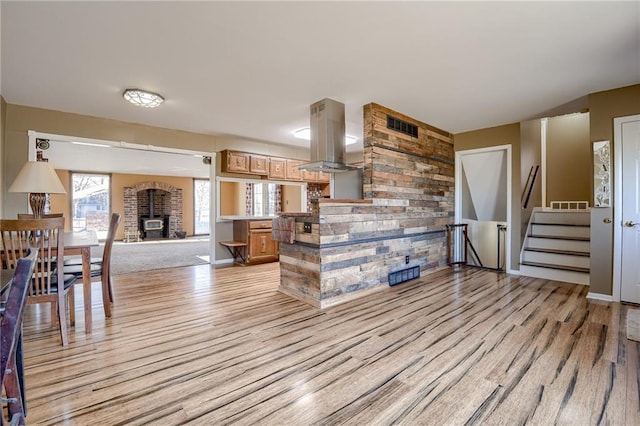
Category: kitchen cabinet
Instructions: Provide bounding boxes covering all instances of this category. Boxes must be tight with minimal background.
[302,170,318,182]
[221,150,268,175]
[221,150,334,183]
[250,155,268,175]
[286,160,303,181]
[269,158,286,179]
[222,150,250,173]
[317,171,331,183]
[233,219,279,265]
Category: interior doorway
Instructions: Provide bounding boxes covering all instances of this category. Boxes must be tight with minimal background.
[27,130,217,263]
[613,114,640,304]
[455,145,512,271]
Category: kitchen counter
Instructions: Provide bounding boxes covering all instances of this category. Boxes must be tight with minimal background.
[275,198,448,309]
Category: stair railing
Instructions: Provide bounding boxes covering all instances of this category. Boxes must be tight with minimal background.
[521,165,539,209]
[446,224,483,267]
[447,223,506,271]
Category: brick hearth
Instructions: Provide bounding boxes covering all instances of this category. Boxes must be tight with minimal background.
[124,181,183,239]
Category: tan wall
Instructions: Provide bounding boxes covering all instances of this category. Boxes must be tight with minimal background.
[546,112,591,204]
[520,119,543,245]
[220,181,240,216]
[50,170,196,240]
[50,169,72,222]
[590,84,640,143]
[282,185,302,212]
[454,123,522,271]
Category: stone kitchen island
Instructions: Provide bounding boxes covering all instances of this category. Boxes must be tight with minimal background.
[274,198,449,308]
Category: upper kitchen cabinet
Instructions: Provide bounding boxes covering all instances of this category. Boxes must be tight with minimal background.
[269,158,286,180]
[250,155,268,175]
[222,150,250,173]
[318,171,331,183]
[220,149,333,184]
[286,160,303,181]
[221,150,268,176]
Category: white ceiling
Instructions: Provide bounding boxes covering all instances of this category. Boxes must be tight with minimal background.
[2,2,639,152]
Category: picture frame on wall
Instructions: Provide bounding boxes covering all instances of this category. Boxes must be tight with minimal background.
[593,140,611,207]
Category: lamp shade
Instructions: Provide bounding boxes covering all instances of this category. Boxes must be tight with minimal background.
[8,161,66,194]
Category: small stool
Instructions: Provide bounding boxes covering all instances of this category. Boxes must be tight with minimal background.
[219,241,248,264]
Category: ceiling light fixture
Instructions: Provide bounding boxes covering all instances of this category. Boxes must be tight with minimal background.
[123,88,164,108]
[293,127,311,140]
[294,127,357,145]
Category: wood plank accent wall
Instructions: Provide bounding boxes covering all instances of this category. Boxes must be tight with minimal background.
[363,103,455,228]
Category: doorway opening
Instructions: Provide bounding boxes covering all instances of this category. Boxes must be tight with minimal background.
[455,145,512,271]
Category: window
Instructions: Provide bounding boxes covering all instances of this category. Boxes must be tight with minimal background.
[252,183,276,216]
[71,172,110,239]
[194,179,210,235]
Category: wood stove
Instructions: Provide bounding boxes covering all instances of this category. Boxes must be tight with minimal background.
[140,189,170,239]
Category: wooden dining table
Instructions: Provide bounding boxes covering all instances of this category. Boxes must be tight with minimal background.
[63,230,99,333]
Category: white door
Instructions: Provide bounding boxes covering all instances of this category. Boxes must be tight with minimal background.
[618,116,640,304]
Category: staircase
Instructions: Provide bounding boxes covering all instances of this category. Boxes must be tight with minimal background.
[520,208,590,285]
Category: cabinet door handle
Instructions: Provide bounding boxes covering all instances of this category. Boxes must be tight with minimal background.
[260,236,267,252]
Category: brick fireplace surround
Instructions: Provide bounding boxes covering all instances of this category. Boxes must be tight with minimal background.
[124,182,183,240]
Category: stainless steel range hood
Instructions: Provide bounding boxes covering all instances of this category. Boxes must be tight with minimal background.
[298,98,358,173]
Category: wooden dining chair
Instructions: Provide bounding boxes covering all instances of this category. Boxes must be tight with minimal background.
[0,217,77,346]
[16,213,64,219]
[63,213,121,317]
[1,250,37,426]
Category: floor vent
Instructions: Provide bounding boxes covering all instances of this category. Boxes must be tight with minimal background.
[388,266,420,286]
[387,115,418,138]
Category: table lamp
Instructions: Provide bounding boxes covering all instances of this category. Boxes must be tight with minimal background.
[8,161,67,218]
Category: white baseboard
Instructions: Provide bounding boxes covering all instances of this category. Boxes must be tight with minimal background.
[587,292,615,302]
[214,258,234,265]
[507,268,520,275]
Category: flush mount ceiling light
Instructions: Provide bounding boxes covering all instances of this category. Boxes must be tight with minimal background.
[294,127,357,145]
[122,88,164,108]
[293,127,311,140]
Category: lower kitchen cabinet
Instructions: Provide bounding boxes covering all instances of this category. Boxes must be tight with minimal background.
[233,219,279,265]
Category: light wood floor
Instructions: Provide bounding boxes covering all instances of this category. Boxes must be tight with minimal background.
[19,263,640,425]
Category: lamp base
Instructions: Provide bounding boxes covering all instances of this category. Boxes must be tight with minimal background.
[29,192,47,219]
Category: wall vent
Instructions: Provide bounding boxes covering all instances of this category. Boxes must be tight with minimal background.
[388,266,420,286]
[387,115,418,138]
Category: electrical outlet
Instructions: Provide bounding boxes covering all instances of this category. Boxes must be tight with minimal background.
[405,255,410,264]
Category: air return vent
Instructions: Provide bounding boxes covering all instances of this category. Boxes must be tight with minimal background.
[388,266,420,286]
[387,115,418,138]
